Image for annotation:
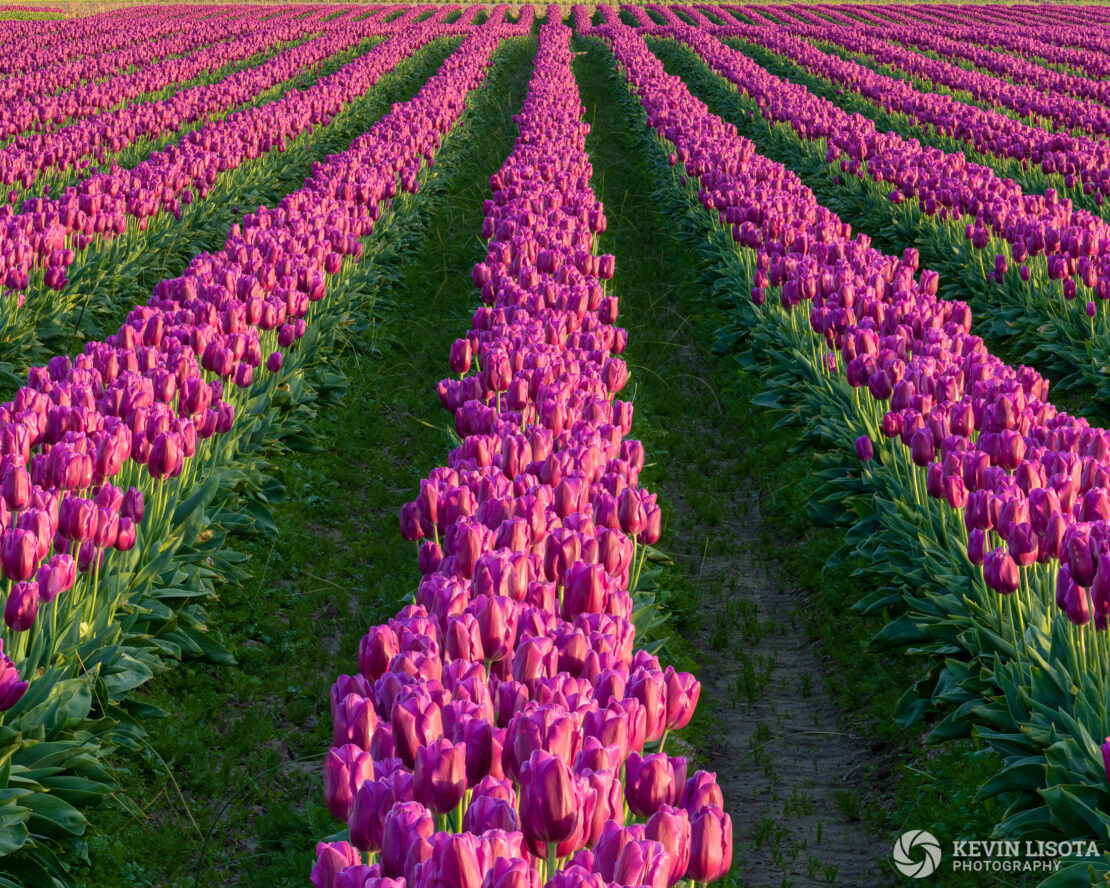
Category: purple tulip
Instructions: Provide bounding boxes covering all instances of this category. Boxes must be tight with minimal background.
[663,667,700,732]
[1,528,36,582]
[625,751,687,818]
[380,801,434,879]
[311,841,361,888]
[4,581,37,632]
[0,641,26,711]
[390,689,443,768]
[480,858,539,888]
[413,737,466,816]
[680,770,725,814]
[518,747,584,846]
[628,668,667,743]
[647,805,692,886]
[687,805,733,883]
[323,744,373,822]
[854,435,873,461]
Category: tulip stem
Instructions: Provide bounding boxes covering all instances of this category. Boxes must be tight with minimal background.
[659,729,669,754]
[455,797,464,832]
[631,540,648,591]
[547,842,557,878]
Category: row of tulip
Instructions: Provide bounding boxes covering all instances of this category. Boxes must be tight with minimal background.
[0,5,245,96]
[311,11,732,888]
[0,12,459,383]
[0,12,538,885]
[0,18,504,654]
[11,7,377,195]
[864,4,1110,75]
[646,21,1110,404]
[1,5,464,282]
[0,4,310,134]
[587,10,1110,876]
[851,14,1110,108]
[778,11,1110,146]
[791,3,1110,80]
[720,15,1110,228]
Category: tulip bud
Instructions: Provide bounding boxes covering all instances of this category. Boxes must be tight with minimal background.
[518,748,584,845]
[1,529,36,582]
[311,841,361,888]
[413,737,467,815]
[680,770,724,814]
[625,751,687,817]
[0,641,26,710]
[2,581,35,632]
[647,805,692,886]
[380,801,434,878]
[323,744,373,821]
[663,666,700,731]
[687,805,733,883]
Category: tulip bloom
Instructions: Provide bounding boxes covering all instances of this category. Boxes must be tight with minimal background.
[687,805,733,883]
[0,642,26,711]
[518,748,584,846]
[380,801,435,879]
[413,737,467,816]
[323,744,373,822]
[625,751,687,817]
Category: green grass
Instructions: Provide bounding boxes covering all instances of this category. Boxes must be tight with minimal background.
[72,34,538,888]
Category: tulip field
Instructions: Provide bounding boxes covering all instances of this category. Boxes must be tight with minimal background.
[10,1,1110,887]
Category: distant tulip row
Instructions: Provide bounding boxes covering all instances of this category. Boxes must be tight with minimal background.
[0,11,457,310]
[719,15,1110,204]
[0,5,324,142]
[792,2,1110,80]
[0,5,223,81]
[641,20,1110,393]
[312,12,731,888]
[0,5,352,184]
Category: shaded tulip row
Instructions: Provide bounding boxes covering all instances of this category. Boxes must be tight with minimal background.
[650,20,1110,399]
[6,6,373,193]
[312,12,732,888]
[0,5,217,76]
[587,11,1110,860]
[773,11,1110,146]
[0,11,458,338]
[0,5,257,109]
[0,10,534,880]
[789,2,1110,82]
[0,4,312,136]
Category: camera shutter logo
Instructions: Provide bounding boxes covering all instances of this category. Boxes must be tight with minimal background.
[893,830,942,878]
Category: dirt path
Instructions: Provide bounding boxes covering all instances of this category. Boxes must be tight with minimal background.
[660,445,888,888]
